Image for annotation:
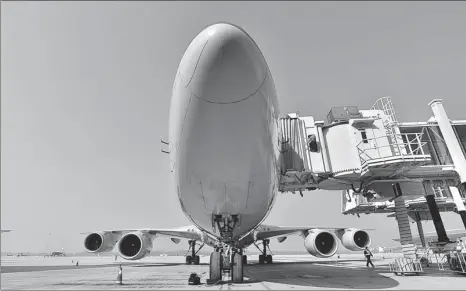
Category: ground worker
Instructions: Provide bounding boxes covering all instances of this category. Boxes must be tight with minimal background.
[457,239,466,253]
[364,246,374,268]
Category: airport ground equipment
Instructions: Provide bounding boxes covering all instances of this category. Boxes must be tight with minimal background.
[448,251,466,275]
[428,241,466,274]
[188,273,201,285]
[415,246,432,267]
[389,257,423,276]
[428,241,458,271]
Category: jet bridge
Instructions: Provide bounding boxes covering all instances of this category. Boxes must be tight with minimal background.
[278,96,466,259]
[278,97,465,196]
[278,114,324,193]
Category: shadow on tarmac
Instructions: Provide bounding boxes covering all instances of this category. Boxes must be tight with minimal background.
[243,261,400,289]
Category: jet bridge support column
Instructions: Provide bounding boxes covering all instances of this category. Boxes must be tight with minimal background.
[423,181,450,243]
[429,99,466,230]
[393,183,416,259]
[414,212,426,248]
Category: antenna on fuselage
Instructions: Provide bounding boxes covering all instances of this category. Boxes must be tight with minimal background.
[161,137,170,154]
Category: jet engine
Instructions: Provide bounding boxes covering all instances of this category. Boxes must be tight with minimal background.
[304,229,339,258]
[117,231,155,260]
[84,232,122,253]
[339,229,371,251]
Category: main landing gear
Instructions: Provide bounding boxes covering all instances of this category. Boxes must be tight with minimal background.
[255,239,273,264]
[185,240,204,265]
[209,247,244,284]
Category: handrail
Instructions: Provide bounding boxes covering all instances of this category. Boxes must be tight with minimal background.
[390,257,423,274]
[357,132,430,166]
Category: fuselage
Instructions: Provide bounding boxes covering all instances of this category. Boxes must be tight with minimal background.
[169,23,280,242]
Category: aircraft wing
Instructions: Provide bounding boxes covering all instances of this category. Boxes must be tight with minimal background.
[255,225,373,241]
[81,227,203,241]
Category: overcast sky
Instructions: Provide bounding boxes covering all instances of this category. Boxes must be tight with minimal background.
[2,1,466,253]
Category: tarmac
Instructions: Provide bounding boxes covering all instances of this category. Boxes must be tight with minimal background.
[1,254,465,290]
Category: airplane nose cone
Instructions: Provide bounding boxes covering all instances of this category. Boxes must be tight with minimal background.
[178,23,268,104]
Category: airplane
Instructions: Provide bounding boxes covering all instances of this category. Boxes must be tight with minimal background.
[1,230,12,233]
[82,22,372,283]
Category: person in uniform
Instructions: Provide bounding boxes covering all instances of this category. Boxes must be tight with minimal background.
[364,247,374,267]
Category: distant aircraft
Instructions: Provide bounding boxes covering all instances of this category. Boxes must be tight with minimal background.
[46,248,67,257]
[82,23,372,283]
[1,230,12,233]
[49,252,66,257]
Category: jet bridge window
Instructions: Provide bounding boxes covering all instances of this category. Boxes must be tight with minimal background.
[360,130,368,144]
[307,134,319,152]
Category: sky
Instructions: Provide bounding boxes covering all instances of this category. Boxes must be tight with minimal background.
[2,1,466,253]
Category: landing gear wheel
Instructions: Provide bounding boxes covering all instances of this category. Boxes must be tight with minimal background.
[193,255,200,265]
[186,255,192,265]
[231,253,244,283]
[257,239,272,264]
[242,255,247,265]
[209,252,222,283]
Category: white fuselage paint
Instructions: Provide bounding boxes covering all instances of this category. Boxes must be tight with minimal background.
[169,23,280,242]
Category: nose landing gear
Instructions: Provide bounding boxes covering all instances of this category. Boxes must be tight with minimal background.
[208,246,244,284]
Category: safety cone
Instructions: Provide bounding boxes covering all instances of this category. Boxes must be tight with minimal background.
[116,265,123,285]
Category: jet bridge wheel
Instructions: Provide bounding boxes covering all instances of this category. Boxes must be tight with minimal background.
[231,252,244,283]
[209,251,222,283]
[266,255,273,264]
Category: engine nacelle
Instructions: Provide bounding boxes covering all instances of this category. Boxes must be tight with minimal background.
[304,229,339,258]
[84,232,122,253]
[339,229,371,251]
[118,231,155,260]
